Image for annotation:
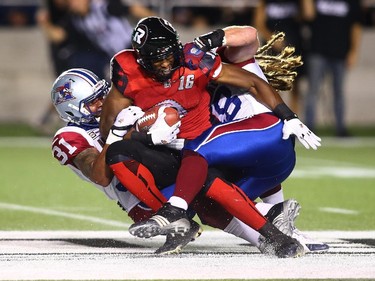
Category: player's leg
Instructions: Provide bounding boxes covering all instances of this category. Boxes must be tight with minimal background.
[128,117,304,257]
[260,184,284,204]
[198,179,304,258]
[106,140,202,253]
[106,139,180,211]
[193,196,299,249]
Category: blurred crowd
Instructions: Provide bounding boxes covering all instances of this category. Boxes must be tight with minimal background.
[1,1,375,28]
[0,0,373,137]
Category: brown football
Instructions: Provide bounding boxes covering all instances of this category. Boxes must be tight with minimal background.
[136,106,180,132]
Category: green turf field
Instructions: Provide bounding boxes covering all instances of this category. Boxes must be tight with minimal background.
[0,136,374,232]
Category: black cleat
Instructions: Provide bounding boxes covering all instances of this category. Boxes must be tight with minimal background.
[129,203,191,238]
[258,221,305,258]
[259,233,305,258]
[155,220,203,255]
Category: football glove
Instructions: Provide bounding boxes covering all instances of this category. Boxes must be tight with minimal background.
[106,106,144,144]
[193,29,226,52]
[147,106,181,145]
[282,118,321,150]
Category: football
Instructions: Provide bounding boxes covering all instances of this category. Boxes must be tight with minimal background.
[136,106,180,132]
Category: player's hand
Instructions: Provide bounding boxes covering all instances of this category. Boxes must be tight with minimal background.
[148,107,181,145]
[165,138,186,150]
[106,106,144,144]
[282,118,321,150]
[193,29,226,52]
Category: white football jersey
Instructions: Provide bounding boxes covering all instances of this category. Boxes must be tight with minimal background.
[52,125,140,212]
[211,58,271,123]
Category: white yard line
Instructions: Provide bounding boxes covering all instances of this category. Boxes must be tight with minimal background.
[0,230,374,280]
[319,207,360,215]
[0,203,129,228]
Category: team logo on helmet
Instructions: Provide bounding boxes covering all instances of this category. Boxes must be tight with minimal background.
[132,24,148,48]
[53,82,76,105]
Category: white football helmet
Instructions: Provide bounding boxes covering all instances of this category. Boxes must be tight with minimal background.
[51,68,109,126]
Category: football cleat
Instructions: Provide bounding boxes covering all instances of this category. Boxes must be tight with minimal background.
[261,199,328,254]
[259,199,305,258]
[292,228,329,253]
[258,221,305,258]
[261,234,305,258]
[265,199,301,237]
[155,220,203,255]
[129,203,191,238]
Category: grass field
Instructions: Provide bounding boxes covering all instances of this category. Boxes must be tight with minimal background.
[0,136,374,280]
[1,136,374,231]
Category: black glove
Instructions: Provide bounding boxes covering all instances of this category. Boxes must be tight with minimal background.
[194,29,226,52]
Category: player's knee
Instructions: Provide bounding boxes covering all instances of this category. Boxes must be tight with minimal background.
[201,167,225,194]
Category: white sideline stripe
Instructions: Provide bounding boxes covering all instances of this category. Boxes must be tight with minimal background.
[1,137,375,148]
[291,166,375,178]
[0,202,130,228]
[298,156,375,169]
[319,207,360,215]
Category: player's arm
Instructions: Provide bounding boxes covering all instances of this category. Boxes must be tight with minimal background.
[73,146,113,187]
[194,26,259,63]
[216,63,321,150]
[99,84,132,139]
[216,63,283,110]
[222,26,259,63]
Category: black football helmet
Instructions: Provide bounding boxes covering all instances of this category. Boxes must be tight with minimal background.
[132,17,184,82]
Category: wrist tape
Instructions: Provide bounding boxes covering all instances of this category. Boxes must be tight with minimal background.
[273,103,298,121]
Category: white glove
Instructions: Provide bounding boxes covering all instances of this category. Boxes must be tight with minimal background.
[282,118,321,150]
[147,106,181,145]
[106,106,144,144]
[165,138,186,150]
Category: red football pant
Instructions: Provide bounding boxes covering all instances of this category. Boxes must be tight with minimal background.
[109,160,166,212]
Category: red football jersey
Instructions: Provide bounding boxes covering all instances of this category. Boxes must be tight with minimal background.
[110,43,222,140]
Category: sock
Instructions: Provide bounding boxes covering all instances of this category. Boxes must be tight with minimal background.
[255,202,273,215]
[223,202,273,248]
[206,178,267,230]
[173,150,208,204]
[224,217,261,247]
[109,160,166,211]
[260,184,284,204]
[168,196,188,210]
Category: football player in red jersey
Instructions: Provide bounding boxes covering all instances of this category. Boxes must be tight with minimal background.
[100,17,321,257]
[50,68,311,256]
